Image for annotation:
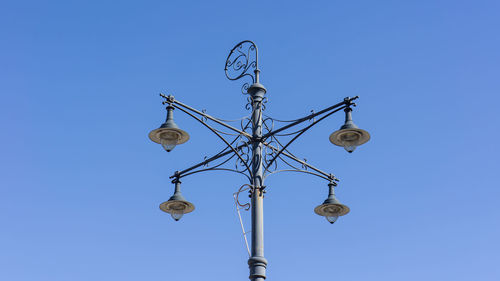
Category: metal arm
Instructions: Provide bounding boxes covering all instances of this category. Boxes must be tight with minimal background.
[161,95,350,184]
[171,104,253,177]
[265,169,333,181]
[162,94,252,139]
[170,137,250,177]
[179,167,252,182]
[262,141,338,181]
[263,105,348,172]
[262,96,358,140]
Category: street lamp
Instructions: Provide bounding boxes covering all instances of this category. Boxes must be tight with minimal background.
[314,181,350,224]
[329,104,370,153]
[159,179,195,221]
[148,40,370,281]
[148,105,190,152]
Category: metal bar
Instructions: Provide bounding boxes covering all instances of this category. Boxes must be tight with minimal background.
[262,142,336,180]
[180,134,241,173]
[265,135,304,167]
[171,142,251,178]
[179,167,251,182]
[268,135,338,180]
[171,105,253,177]
[264,169,332,181]
[262,96,357,140]
[265,154,301,174]
[264,106,347,173]
[233,185,252,257]
[172,100,252,139]
[236,201,251,257]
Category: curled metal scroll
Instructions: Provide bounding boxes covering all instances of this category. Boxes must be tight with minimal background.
[263,139,279,173]
[262,117,274,136]
[235,184,252,211]
[240,116,253,142]
[225,40,259,94]
[235,136,251,173]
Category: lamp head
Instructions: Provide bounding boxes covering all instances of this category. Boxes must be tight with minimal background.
[314,183,350,224]
[159,181,195,221]
[149,106,190,152]
[329,107,370,153]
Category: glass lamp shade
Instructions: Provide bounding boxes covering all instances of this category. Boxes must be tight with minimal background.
[339,131,361,153]
[170,211,184,221]
[325,215,339,224]
[160,131,181,152]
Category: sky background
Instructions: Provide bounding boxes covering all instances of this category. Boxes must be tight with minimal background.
[1,0,500,280]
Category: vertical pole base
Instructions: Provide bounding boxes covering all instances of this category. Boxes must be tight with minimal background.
[248,256,268,280]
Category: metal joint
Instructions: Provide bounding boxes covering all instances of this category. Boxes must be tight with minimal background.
[328,180,337,187]
[247,185,266,196]
[170,171,181,182]
[160,93,175,105]
[328,173,339,182]
[344,96,359,107]
[253,136,263,143]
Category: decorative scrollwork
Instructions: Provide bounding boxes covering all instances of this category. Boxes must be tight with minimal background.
[263,138,279,173]
[245,96,253,111]
[201,109,208,123]
[309,110,316,122]
[262,117,274,136]
[240,116,252,135]
[261,140,335,182]
[235,137,251,173]
[244,94,268,112]
[225,40,259,95]
[242,83,251,95]
[235,184,252,211]
[301,158,308,170]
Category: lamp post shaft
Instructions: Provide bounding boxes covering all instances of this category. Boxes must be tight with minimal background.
[248,83,268,281]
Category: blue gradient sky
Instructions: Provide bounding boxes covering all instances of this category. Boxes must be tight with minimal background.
[1,1,499,280]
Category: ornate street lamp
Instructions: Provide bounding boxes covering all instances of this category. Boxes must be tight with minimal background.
[148,105,190,152]
[314,182,350,224]
[148,40,370,281]
[329,103,370,153]
[159,179,195,221]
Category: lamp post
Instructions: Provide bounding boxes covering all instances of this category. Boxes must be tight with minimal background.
[149,40,370,281]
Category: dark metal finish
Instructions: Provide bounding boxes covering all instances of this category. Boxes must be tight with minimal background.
[329,103,370,153]
[262,96,358,140]
[163,106,178,129]
[263,106,347,173]
[170,141,251,179]
[149,40,370,281]
[261,141,337,181]
[314,182,350,223]
[246,82,267,281]
[225,40,260,94]
[148,104,190,150]
[171,104,252,176]
[171,97,252,139]
[159,180,195,221]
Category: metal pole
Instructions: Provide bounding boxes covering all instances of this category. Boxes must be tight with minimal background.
[248,81,268,281]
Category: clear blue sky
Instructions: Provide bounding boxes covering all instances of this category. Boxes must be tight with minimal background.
[1,0,499,280]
